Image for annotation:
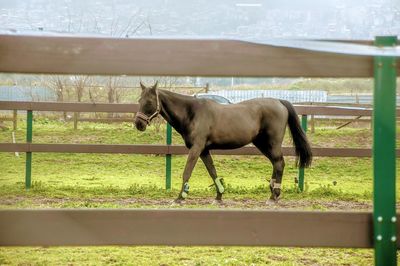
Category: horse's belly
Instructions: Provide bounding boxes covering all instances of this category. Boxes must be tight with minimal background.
[208,129,256,149]
[207,141,248,150]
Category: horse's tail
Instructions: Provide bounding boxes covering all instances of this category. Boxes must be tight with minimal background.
[280,100,312,168]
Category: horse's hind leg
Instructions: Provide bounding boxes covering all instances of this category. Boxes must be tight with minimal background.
[253,138,285,201]
[200,150,224,201]
[268,153,285,200]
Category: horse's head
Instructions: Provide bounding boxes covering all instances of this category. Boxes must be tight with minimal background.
[134,81,160,131]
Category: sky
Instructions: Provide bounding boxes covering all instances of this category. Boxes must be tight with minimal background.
[0,0,399,39]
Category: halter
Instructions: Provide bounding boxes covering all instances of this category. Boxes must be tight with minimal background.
[136,89,160,125]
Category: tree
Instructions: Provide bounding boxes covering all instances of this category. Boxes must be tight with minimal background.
[71,75,91,129]
[71,75,90,103]
[43,76,68,120]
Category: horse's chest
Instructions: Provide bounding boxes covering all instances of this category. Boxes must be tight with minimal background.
[182,135,194,149]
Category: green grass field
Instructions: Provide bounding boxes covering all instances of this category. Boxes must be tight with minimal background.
[0,118,400,265]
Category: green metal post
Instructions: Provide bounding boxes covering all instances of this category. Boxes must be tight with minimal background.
[298,114,307,192]
[25,110,33,190]
[373,36,397,266]
[165,123,172,190]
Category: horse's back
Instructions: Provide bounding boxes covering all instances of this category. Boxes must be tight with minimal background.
[236,98,288,119]
[199,98,288,149]
[202,97,288,126]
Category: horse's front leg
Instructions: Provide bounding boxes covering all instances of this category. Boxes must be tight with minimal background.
[200,150,224,202]
[175,145,203,202]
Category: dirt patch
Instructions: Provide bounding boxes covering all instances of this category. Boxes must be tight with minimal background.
[0,196,375,211]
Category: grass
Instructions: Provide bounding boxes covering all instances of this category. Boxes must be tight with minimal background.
[0,118,400,265]
[0,246,375,266]
[1,118,399,202]
[0,153,379,203]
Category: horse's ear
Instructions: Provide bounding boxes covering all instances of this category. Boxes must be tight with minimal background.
[153,81,158,89]
[140,81,146,90]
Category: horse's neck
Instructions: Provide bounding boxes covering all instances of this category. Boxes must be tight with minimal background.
[159,90,192,132]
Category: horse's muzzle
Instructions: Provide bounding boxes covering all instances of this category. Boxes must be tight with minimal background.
[134,118,147,131]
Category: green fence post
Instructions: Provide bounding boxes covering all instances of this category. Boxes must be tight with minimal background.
[165,123,172,190]
[373,36,397,266]
[25,110,33,190]
[298,114,308,192]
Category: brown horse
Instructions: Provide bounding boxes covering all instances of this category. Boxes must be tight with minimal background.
[135,82,312,202]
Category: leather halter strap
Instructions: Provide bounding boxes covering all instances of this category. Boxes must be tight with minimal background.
[136,89,160,125]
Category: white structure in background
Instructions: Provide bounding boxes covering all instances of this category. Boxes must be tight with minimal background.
[211,90,327,103]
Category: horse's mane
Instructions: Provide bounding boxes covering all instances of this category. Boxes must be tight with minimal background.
[159,89,197,102]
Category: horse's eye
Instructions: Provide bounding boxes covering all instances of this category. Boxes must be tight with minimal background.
[144,102,152,108]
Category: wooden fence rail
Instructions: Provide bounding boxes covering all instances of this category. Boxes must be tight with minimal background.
[0,101,138,113]
[2,101,400,116]
[1,35,399,77]
[1,209,395,248]
[1,143,399,158]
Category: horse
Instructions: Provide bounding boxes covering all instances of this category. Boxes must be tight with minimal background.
[134,82,312,203]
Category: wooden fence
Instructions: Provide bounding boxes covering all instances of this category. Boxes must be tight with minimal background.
[0,34,399,265]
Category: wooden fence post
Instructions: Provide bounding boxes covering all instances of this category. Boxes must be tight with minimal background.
[73,112,78,130]
[205,83,209,93]
[13,110,17,131]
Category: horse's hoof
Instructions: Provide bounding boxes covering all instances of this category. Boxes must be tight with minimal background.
[266,198,277,205]
[171,198,185,205]
[267,194,280,204]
